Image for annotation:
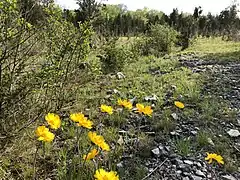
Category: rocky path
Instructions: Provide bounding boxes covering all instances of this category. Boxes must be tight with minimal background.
[120,54,240,180]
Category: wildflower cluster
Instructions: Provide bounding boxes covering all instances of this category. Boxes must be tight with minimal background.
[88,131,110,151]
[35,113,61,142]
[70,112,93,129]
[136,103,153,116]
[118,99,133,110]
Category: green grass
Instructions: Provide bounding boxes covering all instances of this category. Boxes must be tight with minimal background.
[183,37,240,62]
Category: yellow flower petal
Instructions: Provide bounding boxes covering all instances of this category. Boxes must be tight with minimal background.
[94,169,119,180]
[88,132,110,151]
[45,113,61,129]
[100,105,113,115]
[174,101,185,109]
[83,149,99,161]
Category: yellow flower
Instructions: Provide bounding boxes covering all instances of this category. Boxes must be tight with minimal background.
[100,141,110,151]
[94,169,119,180]
[118,99,133,110]
[205,153,224,165]
[45,113,61,129]
[35,126,55,142]
[77,117,93,129]
[136,104,153,116]
[143,106,153,116]
[100,105,113,115]
[88,132,110,151]
[70,113,85,123]
[174,101,185,109]
[83,149,99,161]
[136,103,145,114]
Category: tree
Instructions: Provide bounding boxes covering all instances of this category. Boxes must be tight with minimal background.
[76,0,100,22]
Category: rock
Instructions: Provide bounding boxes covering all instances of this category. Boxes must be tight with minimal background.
[191,175,203,180]
[113,89,120,94]
[183,172,190,176]
[158,145,169,156]
[182,177,190,180]
[174,158,183,166]
[184,160,194,165]
[116,72,125,79]
[117,136,124,145]
[222,175,237,180]
[170,131,180,136]
[116,162,123,168]
[178,164,189,172]
[237,119,240,126]
[195,170,205,177]
[144,94,158,102]
[176,170,182,174]
[190,131,198,135]
[207,138,215,146]
[151,148,160,156]
[227,129,240,137]
[194,162,202,168]
[129,97,137,104]
[171,113,179,120]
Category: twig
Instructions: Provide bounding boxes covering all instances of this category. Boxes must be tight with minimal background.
[141,158,168,180]
[33,145,39,180]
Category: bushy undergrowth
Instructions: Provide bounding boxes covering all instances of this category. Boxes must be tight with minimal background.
[98,37,135,74]
[133,24,179,57]
[0,1,92,137]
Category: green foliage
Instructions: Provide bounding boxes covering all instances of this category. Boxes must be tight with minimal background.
[196,131,210,148]
[0,0,92,149]
[133,25,179,57]
[175,138,191,156]
[98,38,134,74]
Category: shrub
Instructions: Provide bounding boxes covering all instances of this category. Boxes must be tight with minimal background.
[133,24,179,57]
[98,38,134,74]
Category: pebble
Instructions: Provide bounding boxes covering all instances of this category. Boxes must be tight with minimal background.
[195,170,205,177]
[222,175,237,180]
[184,160,194,165]
[191,175,203,180]
[227,129,240,137]
[151,148,160,156]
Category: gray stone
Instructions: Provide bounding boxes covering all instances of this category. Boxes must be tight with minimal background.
[207,138,215,146]
[191,131,198,135]
[184,160,194,165]
[144,94,158,102]
[237,119,240,126]
[113,89,120,94]
[151,148,160,156]
[176,170,182,174]
[182,177,190,180]
[222,175,237,180]
[191,175,203,180]
[227,129,240,137]
[171,113,179,120]
[174,158,183,166]
[183,172,190,176]
[178,164,189,172]
[116,72,125,79]
[195,170,205,177]
[194,162,202,168]
[170,131,180,136]
[116,162,123,168]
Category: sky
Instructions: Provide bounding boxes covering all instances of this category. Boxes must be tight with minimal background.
[55,0,234,15]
